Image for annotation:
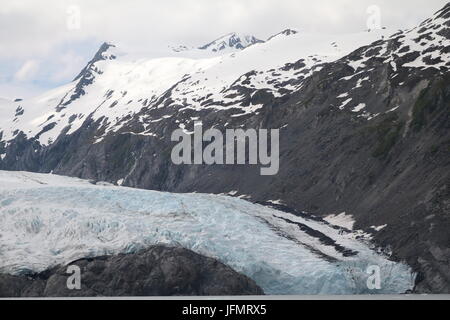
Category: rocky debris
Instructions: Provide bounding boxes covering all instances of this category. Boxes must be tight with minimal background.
[0,246,264,297]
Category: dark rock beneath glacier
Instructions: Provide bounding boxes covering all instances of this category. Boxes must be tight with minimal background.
[0,245,264,297]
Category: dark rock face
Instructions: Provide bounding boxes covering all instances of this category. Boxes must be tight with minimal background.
[0,246,264,297]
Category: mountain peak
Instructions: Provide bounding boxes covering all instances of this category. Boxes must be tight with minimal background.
[267,28,299,41]
[199,32,264,52]
[169,44,192,53]
[278,28,299,36]
[73,42,117,82]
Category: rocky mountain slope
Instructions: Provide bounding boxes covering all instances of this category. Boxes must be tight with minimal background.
[0,4,449,293]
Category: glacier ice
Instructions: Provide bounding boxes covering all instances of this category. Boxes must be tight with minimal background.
[0,171,415,295]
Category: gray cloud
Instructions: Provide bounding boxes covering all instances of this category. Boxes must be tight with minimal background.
[0,0,448,98]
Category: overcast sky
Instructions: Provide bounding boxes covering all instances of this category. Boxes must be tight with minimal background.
[0,0,448,99]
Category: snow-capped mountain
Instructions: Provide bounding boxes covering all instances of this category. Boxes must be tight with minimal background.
[198,32,264,52]
[170,30,296,55]
[267,28,299,41]
[0,28,390,146]
[0,170,414,294]
[0,3,449,293]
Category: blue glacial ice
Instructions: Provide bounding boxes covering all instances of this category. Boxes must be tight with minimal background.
[0,171,415,295]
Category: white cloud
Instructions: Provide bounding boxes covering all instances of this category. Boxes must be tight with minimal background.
[49,52,85,82]
[0,0,448,97]
[13,59,40,82]
[1,0,448,58]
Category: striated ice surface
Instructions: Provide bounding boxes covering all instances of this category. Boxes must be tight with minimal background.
[0,171,415,295]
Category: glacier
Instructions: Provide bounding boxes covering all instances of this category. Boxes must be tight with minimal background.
[0,171,415,295]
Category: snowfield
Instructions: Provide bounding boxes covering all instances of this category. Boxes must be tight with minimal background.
[0,171,415,295]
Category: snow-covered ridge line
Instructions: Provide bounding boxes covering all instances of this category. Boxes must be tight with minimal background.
[198,32,264,52]
[0,29,390,147]
[0,171,414,294]
[0,5,448,150]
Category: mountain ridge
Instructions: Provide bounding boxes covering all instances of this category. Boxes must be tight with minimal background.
[198,32,264,52]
